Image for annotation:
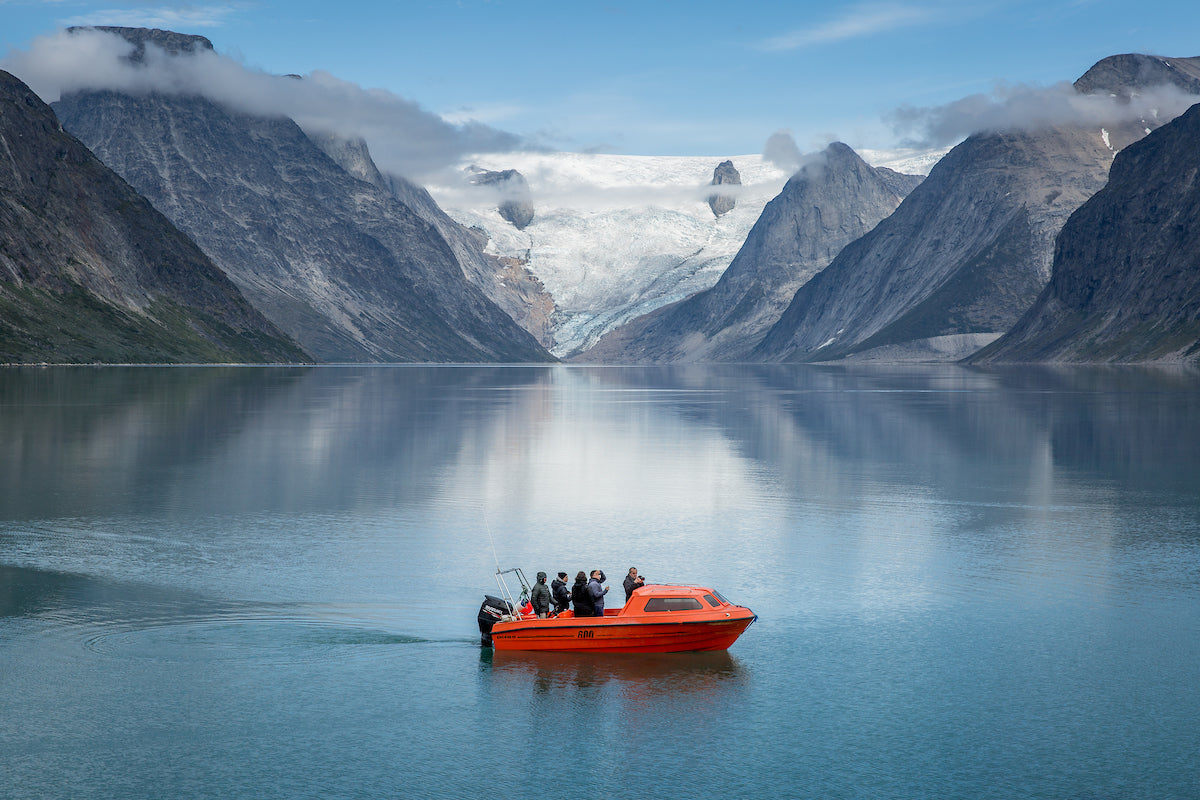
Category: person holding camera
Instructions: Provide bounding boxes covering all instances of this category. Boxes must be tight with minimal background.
[623,567,645,602]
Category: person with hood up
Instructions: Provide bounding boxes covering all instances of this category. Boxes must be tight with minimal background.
[551,571,571,615]
[570,571,594,616]
[588,570,610,616]
[531,571,552,618]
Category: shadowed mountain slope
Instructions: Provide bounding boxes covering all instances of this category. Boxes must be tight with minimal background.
[969,101,1200,363]
[0,70,307,364]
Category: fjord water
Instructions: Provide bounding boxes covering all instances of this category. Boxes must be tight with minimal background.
[2,365,1198,799]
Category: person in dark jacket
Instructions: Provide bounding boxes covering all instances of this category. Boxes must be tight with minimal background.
[530,571,552,618]
[623,567,645,602]
[551,571,571,615]
[588,570,610,616]
[571,571,594,616]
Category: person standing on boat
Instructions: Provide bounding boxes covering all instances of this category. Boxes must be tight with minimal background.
[571,571,595,616]
[588,570,610,616]
[531,572,552,618]
[551,572,571,615]
[623,567,645,602]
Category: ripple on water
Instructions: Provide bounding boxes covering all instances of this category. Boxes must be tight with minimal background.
[76,607,431,667]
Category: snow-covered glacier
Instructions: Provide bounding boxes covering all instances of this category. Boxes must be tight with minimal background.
[426,148,943,358]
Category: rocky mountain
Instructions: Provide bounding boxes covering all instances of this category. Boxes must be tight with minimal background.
[969,101,1200,363]
[467,167,535,229]
[52,27,552,364]
[0,69,307,364]
[751,53,1200,364]
[1074,54,1200,98]
[312,134,555,348]
[707,160,741,217]
[582,143,920,363]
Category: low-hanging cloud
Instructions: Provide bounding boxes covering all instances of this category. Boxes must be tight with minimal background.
[887,80,1200,147]
[1,27,527,181]
[762,131,804,172]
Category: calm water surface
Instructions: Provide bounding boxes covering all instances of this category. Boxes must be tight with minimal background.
[2,364,1198,799]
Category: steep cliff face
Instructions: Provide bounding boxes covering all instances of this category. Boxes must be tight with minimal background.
[52,27,551,364]
[582,143,917,363]
[970,102,1200,363]
[0,70,307,364]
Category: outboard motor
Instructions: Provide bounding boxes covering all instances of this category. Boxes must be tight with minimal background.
[477,594,513,647]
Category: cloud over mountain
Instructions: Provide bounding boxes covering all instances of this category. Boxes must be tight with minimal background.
[888,80,1200,147]
[1,27,525,181]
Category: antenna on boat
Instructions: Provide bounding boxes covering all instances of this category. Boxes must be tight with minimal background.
[482,513,531,618]
[484,514,502,574]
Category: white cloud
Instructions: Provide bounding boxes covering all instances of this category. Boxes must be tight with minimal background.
[759,3,934,51]
[887,80,1200,146]
[0,27,525,181]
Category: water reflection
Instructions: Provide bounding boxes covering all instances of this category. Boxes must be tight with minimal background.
[480,648,744,695]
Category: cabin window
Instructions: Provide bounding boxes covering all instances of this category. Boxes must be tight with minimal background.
[644,597,704,612]
[703,594,720,607]
[711,590,732,605]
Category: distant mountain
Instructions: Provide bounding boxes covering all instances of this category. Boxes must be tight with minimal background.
[754,122,1117,362]
[467,167,535,229]
[53,27,552,364]
[749,55,1200,363]
[707,160,741,217]
[1074,54,1200,96]
[582,143,920,363]
[0,69,307,364]
[969,101,1200,363]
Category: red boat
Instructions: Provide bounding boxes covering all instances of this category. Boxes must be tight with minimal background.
[477,570,756,653]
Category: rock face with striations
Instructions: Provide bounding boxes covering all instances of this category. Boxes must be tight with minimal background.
[52,27,552,364]
[707,160,741,217]
[582,143,919,362]
[0,69,307,364]
[969,101,1200,363]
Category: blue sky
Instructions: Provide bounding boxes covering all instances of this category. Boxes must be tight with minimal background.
[2,0,1199,157]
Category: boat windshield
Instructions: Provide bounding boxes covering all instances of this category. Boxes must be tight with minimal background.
[644,597,704,612]
[711,590,732,605]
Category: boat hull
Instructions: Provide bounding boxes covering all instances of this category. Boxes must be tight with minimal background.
[488,613,756,653]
